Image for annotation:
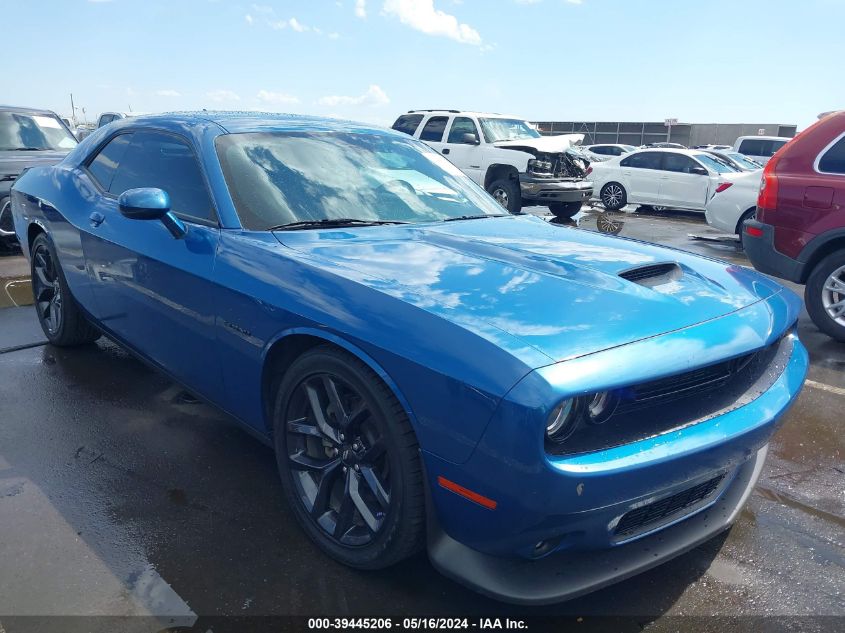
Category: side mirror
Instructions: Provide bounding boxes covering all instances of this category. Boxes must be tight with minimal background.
[118,187,186,239]
[460,132,480,145]
[690,166,708,176]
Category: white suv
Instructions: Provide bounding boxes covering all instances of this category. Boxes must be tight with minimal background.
[392,110,593,218]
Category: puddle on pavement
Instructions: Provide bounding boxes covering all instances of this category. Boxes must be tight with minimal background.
[1,280,32,308]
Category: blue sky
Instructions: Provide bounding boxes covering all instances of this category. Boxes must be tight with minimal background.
[3,0,842,130]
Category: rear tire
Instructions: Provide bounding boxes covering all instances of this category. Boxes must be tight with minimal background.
[805,251,845,342]
[737,208,756,248]
[600,182,627,211]
[548,201,582,219]
[273,345,425,569]
[487,178,522,214]
[30,232,101,346]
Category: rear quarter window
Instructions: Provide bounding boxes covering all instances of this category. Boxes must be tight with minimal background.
[86,133,134,190]
[620,152,661,169]
[391,114,424,136]
[818,135,845,174]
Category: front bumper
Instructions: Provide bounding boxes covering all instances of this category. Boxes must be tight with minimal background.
[519,175,593,203]
[428,444,767,605]
[743,218,806,283]
[422,290,807,603]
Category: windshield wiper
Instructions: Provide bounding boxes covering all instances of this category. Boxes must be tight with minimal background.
[443,214,508,222]
[9,147,50,151]
[270,218,410,231]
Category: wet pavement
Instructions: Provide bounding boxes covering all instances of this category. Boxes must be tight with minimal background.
[0,207,843,631]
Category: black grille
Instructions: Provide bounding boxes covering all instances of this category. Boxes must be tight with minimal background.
[615,473,726,538]
[619,262,681,285]
[624,352,754,406]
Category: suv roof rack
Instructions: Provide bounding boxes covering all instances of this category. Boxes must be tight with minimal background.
[408,109,460,113]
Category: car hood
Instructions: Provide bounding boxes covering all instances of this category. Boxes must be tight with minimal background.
[274,215,784,367]
[493,134,584,154]
[0,150,71,176]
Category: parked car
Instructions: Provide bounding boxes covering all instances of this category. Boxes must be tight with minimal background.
[583,144,636,162]
[701,150,763,172]
[392,110,592,218]
[704,169,760,236]
[11,112,807,604]
[733,136,790,166]
[743,111,845,340]
[589,148,742,211]
[693,144,733,151]
[640,142,687,149]
[76,111,138,140]
[0,105,78,251]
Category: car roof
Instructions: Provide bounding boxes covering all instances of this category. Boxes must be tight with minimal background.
[736,135,791,141]
[405,110,523,119]
[122,111,395,136]
[0,104,60,116]
[632,148,705,156]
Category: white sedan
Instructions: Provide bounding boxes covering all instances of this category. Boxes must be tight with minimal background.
[588,148,743,212]
[704,169,760,236]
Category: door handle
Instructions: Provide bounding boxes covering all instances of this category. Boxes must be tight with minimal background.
[89,211,105,227]
[442,148,450,155]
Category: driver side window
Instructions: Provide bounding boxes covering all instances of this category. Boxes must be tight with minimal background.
[87,131,216,223]
[446,117,480,144]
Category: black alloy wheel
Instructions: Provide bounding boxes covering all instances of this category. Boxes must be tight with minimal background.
[32,239,63,336]
[274,346,424,569]
[30,232,100,346]
[285,371,391,545]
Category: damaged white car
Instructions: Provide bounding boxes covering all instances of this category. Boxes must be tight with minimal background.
[392,110,593,218]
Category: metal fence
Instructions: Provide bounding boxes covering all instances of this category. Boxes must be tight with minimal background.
[533,121,798,147]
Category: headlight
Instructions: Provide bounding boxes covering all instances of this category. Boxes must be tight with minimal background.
[546,391,618,444]
[586,391,618,424]
[527,158,553,175]
[546,399,580,443]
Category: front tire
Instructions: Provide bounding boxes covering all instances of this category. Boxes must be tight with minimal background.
[548,201,582,219]
[273,346,425,569]
[805,251,845,342]
[600,182,627,211]
[487,178,522,213]
[30,232,101,346]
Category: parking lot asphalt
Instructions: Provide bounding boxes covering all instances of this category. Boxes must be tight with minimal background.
[0,207,842,631]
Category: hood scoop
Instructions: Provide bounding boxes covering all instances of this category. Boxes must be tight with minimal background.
[619,262,682,287]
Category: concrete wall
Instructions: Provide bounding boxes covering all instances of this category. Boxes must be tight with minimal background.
[534,121,798,147]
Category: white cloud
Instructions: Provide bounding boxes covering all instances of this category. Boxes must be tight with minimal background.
[317,84,390,107]
[288,17,307,32]
[328,31,340,39]
[257,89,300,105]
[245,13,254,24]
[155,89,181,97]
[381,0,482,46]
[355,0,366,18]
[206,89,241,103]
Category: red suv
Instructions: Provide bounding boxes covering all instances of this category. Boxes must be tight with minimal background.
[744,111,845,341]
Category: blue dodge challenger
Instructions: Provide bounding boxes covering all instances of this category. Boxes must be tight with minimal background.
[11,113,807,604]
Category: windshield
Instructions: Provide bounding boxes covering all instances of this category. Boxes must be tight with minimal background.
[216,131,508,230]
[725,152,762,170]
[694,153,739,174]
[0,112,77,151]
[478,118,541,143]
